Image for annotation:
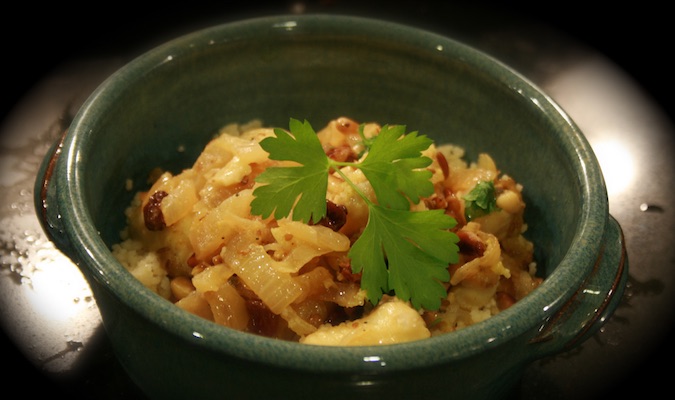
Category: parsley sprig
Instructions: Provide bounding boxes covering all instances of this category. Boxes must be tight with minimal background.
[463,180,500,221]
[250,118,459,310]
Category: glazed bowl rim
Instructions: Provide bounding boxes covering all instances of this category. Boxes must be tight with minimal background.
[56,14,608,372]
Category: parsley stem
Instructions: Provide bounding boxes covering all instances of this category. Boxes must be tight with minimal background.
[330,163,375,208]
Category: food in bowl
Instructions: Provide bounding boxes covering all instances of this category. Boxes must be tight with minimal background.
[111,116,542,345]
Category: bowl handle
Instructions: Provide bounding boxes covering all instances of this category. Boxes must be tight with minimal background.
[528,215,628,356]
[34,130,79,261]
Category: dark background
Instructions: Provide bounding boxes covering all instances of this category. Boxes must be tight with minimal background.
[3,1,672,397]
[4,1,672,122]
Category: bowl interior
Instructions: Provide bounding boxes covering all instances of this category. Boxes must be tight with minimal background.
[61,15,607,368]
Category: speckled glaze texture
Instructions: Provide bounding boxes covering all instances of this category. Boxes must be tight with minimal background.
[35,15,627,400]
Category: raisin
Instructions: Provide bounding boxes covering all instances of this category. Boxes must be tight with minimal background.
[313,200,348,232]
[143,190,169,231]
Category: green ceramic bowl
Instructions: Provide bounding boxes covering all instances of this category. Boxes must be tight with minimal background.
[35,15,627,400]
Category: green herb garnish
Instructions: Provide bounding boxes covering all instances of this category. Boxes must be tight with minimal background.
[250,118,459,310]
[463,180,500,221]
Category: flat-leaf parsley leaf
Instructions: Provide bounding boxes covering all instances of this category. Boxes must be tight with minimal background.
[251,118,460,310]
[249,119,330,224]
[463,180,500,221]
[350,206,457,310]
[357,124,435,210]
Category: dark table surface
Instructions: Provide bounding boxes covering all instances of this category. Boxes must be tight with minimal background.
[2,2,674,399]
